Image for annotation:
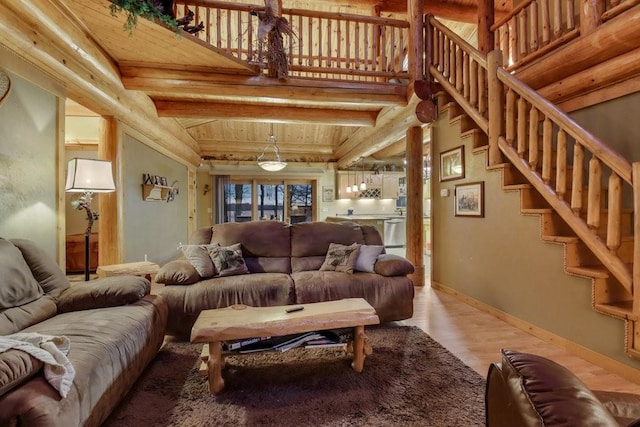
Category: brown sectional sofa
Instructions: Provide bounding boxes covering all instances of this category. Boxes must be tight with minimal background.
[0,238,168,426]
[157,221,415,337]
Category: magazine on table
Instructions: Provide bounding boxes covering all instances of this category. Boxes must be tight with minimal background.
[224,328,355,353]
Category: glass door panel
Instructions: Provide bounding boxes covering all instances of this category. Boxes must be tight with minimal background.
[288,183,313,223]
[257,183,285,221]
[223,183,253,222]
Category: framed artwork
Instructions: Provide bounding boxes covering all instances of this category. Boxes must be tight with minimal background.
[322,186,334,202]
[440,146,465,182]
[454,181,484,217]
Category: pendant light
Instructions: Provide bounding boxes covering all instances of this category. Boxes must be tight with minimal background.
[360,157,367,190]
[257,123,287,172]
[351,165,358,193]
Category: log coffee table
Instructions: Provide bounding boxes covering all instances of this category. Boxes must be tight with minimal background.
[190,298,380,394]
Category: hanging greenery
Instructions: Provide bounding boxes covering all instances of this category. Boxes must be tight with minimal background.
[109,0,177,32]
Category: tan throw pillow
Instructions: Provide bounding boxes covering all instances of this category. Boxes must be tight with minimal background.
[0,238,44,309]
[181,243,219,278]
[320,242,361,273]
[155,259,200,285]
[355,244,384,273]
[208,243,249,277]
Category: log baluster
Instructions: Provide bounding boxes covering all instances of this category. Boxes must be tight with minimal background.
[517,96,528,157]
[455,45,463,91]
[607,173,622,252]
[510,17,519,64]
[216,8,222,49]
[470,60,478,108]
[354,21,360,70]
[478,66,487,116]
[555,130,568,200]
[505,89,516,146]
[443,36,451,79]
[529,1,539,53]
[528,106,539,170]
[571,144,585,215]
[553,0,561,38]
[463,53,470,100]
[542,116,552,184]
[518,9,528,58]
[587,157,602,231]
[541,0,550,45]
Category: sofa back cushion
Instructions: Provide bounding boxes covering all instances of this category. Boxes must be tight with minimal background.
[0,239,44,310]
[291,222,367,272]
[0,238,60,335]
[192,221,291,274]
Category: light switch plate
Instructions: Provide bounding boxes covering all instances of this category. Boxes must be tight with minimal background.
[440,189,450,197]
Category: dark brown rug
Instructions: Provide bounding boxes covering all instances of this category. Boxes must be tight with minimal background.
[104,325,486,426]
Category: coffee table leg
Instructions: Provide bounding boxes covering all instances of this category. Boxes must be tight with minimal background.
[207,341,225,394]
[351,325,366,373]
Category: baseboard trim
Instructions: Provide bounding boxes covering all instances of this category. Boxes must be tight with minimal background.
[431,281,640,385]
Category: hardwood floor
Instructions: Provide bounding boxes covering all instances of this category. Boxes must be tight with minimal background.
[403,283,640,394]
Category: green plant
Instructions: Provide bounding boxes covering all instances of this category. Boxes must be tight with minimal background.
[109,0,177,32]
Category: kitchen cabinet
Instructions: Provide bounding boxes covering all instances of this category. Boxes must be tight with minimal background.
[381,172,403,199]
[337,171,356,199]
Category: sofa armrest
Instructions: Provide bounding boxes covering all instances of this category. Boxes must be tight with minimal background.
[593,390,640,426]
[374,254,415,277]
[55,276,149,313]
[155,259,200,285]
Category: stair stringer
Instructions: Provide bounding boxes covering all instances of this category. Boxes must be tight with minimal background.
[435,95,640,359]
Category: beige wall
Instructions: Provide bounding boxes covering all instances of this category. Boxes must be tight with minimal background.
[431,107,640,370]
[0,61,61,258]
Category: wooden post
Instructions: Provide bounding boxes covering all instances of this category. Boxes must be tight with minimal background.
[632,163,640,315]
[477,0,495,54]
[98,116,122,266]
[581,0,604,35]
[487,50,504,167]
[408,0,425,93]
[406,126,425,287]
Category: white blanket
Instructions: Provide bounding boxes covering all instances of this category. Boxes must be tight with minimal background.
[0,332,75,398]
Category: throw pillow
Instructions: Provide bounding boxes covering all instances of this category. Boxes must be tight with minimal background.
[0,238,44,309]
[208,243,249,277]
[181,243,219,278]
[355,244,384,273]
[319,242,361,273]
[155,259,200,285]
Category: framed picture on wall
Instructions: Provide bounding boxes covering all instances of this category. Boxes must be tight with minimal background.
[322,186,334,202]
[440,146,465,182]
[454,181,484,217]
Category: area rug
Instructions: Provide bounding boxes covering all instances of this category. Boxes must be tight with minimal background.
[104,325,485,426]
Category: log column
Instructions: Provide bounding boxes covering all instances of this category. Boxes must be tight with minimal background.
[408,0,425,87]
[478,0,495,54]
[98,116,122,266]
[581,0,604,35]
[406,126,425,287]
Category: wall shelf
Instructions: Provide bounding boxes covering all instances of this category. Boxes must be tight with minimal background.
[142,184,172,201]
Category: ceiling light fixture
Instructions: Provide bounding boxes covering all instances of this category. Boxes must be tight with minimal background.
[360,157,367,191]
[257,123,287,172]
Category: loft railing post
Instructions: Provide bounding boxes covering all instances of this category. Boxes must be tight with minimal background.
[633,162,640,313]
[581,0,605,35]
[478,0,495,54]
[408,0,425,88]
[487,49,504,166]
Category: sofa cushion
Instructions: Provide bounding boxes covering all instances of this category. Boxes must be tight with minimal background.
[291,222,365,272]
[355,245,384,273]
[181,244,219,277]
[0,350,43,397]
[499,349,619,426]
[0,238,44,309]
[11,238,70,296]
[155,259,200,285]
[209,243,249,277]
[55,276,150,313]
[320,243,361,273]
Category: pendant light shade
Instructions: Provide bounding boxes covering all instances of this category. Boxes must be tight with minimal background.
[360,157,367,190]
[258,124,287,172]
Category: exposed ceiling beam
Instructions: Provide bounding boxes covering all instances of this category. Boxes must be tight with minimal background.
[155,101,378,126]
[120,67,408,107]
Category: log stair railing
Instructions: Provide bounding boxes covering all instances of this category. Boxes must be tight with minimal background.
[426,15,640,358]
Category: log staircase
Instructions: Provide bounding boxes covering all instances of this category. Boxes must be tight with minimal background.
[424,13,640,358]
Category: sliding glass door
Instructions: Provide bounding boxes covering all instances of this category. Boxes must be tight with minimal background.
[217,177,315,224]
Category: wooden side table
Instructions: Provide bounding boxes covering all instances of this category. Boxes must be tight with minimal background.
[96,261,160,283]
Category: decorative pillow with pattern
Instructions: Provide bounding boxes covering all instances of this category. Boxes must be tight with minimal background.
[319,242,361,273]
[208,243,249,277]
[181,243,219,278]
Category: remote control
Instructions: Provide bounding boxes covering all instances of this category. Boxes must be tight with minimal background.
[285,306,304,313]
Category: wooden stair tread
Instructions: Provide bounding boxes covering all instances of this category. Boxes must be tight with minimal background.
[542,235,579,243]
[566,265,610,278]
[503,183,532,191]
[521,208,553,214]
[594,301,637,320]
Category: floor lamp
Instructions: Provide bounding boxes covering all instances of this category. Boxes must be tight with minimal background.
[65,158,116,281]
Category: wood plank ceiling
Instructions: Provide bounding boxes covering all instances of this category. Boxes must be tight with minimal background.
[62,0,509,168]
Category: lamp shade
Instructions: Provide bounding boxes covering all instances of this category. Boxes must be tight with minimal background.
[65,158,115,192]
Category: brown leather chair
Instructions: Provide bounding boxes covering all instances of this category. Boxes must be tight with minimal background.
[486,349,640,426]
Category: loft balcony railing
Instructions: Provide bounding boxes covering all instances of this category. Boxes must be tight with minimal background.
[173,1,410,82]
[491,0,639,71]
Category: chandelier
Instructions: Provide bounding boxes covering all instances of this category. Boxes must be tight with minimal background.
[257,123,287,172]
